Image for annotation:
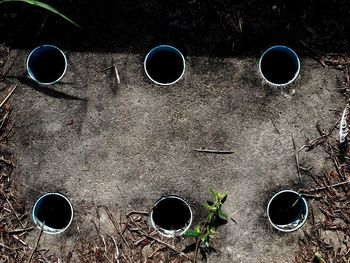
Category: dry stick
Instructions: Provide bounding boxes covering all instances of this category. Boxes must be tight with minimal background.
[8,227,34,234]
[147,245,166,260]
[109,236,120,263]
[66,233,80,263]
[0,84,17,108]
[4,196,25,228]
[331,152,347,182]
[0,242,18,251]
[303,180,350,193]
[126,211,149,217]
[104,206,131,248]
[136,229,193,262]
[114,65,120,84]
[270,118,280,134]
[0,111,9,130]
[37,15,48,36]
[100,66,114,72]
[1,54,16,79]
[292,134,301,180]
[38,250,51,263]
[194,148,233,154]
[26,223,44,263]
[103,253,113,263]
[299,119,340,152]
[116,184,127,205]
[0,155,14,166]
[12,234,32,248]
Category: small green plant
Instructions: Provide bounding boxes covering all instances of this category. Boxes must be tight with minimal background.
[184,190,228,262]
[0,0,80,27]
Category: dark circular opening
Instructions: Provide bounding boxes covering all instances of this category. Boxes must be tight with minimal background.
[145,48,184,84]
[34,194,72,229]
[260,48,299,85]
[28,46,66,83]
[268,191,306,225]
[152,197,191,231]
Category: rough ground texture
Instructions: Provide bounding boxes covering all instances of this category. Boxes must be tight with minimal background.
[2,49,345,262]
[1,0,349,262]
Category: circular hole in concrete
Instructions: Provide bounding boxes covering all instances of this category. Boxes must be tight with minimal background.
[259,45,300,86]
[267,190,308,232]
[32,193,73,234]
[150,195,192,237]
[144,45,185,85]
[27,44,67,85]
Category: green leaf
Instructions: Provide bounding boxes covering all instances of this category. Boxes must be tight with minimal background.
[219,193,228,204]
[184,225,201,237]
[203,202,212,211]
[218,209,228,220]
[194,224,201,234]
[0,0,80,28]
[183,229,200,238]
[209,189,217,202]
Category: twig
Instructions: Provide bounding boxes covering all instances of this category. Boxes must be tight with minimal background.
[4,195,25,228]
[0,155,14,166]
[100,66,114,72]
[0,242,18,250]
[109,236,120,263]
[0,84,17,108]
[270,118,280,134]
[37,15,48,36]
[114,65,120,84]
[0,111,9,130]
[27,223,44,263]
[137,229,193,262]
[301,180,350,193]
[230,217,237,224]
[194,148,233,154]
[331,153,346,182]
[66,230,80,263]
[104,206,130,248]
[292,134,301,180]
[8,227,34,234]
[147,246,166,260]
[12,234,32,249]
[126,211,149,217]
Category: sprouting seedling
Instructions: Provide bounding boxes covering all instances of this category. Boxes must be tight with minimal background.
[184,190,228,263]
[0,0,80,28]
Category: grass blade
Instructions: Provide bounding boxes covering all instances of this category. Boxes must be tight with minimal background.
[0,0,80,28]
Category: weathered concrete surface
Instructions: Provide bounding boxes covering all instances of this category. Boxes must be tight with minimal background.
[5,50,345,262]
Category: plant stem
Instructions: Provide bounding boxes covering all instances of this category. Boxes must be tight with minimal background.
[193,219,209,263]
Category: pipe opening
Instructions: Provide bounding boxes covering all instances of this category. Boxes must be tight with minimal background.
[144,45,185,85]
[267,190,308,232]
[259,46,300,86]
[32,193,73,234]
[150,195,192,237]
[27,45,67,85]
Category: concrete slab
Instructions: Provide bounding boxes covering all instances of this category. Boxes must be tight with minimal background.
[6,50,345,262]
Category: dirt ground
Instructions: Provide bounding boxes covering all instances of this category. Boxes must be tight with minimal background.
[1,1,350,262]
[1,49,345,262]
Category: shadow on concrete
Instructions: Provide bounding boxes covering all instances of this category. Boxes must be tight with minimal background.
[8,76,85,100]
[0,0,348,57]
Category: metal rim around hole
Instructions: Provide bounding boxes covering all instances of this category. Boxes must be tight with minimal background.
[267,189,308,232]
[144,45,186,86]
[150,195,193,237]
[26,44,67,86]
[258,45,300,87]
[32,192,74,235]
